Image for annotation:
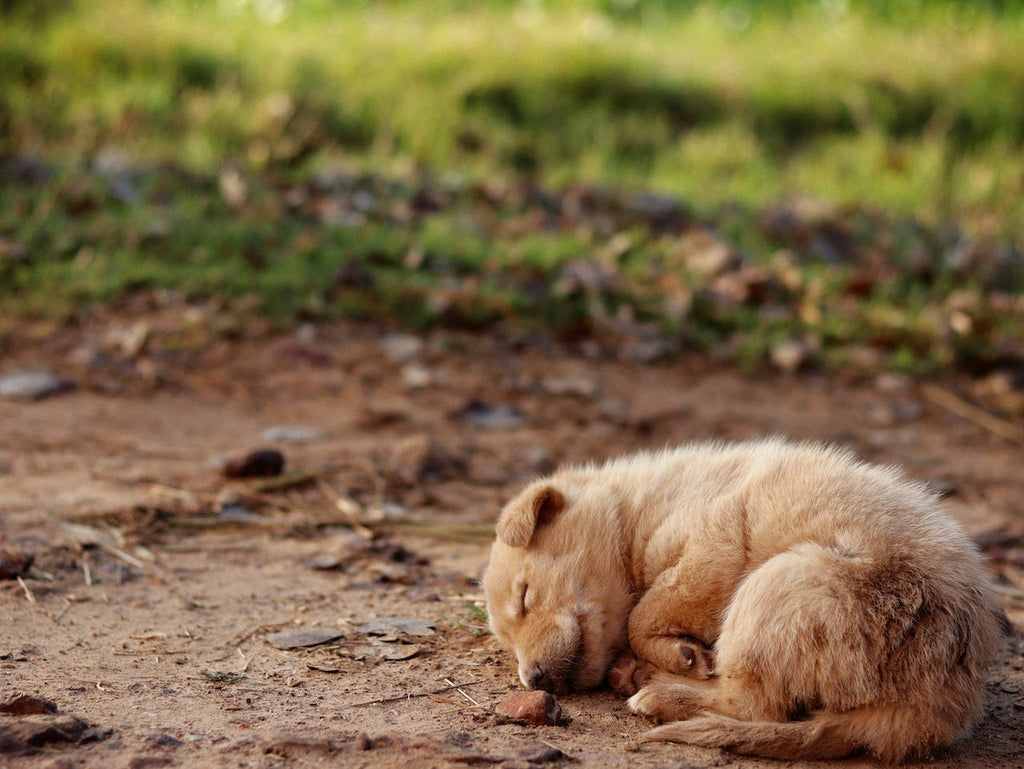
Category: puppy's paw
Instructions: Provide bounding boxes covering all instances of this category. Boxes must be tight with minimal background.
[607,650,639,697]
[672,636,715,680]
[607,649,656,698]
[631,634,716,680]
[627,685,670,722]
[627,679,702,723]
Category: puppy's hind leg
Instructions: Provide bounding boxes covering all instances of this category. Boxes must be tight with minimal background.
[627,670,720,722]
[631,544,883,729]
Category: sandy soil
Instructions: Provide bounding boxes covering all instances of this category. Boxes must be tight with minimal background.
[2,319,1023,769]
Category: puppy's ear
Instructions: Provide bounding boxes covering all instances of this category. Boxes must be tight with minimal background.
[496,484,566,547]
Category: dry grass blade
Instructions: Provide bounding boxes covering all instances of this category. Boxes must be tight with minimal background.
[444,677,482,708]
[317,479,374,538]
[921,384,1024,447]
[375,520,496,544]
[250,471,320,493]
[59,521,149,569]
[17,576,36,603]
[349,679,481,707]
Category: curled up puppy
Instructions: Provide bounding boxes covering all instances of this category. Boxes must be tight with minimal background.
[482,439,1006,762]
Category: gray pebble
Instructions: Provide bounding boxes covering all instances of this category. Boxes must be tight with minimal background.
[0,371,73,401]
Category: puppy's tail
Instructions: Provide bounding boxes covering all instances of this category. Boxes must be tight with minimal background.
[643,707,940,762]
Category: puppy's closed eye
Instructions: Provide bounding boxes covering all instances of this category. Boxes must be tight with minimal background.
[518,582,529,617]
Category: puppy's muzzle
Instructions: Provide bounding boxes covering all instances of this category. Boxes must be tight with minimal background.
[522,663,562,692]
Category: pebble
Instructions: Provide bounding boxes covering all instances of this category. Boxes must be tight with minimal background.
[494,690,563,727]
[0,371,72,401]
[770,339,812,373]
[260,426,321,443]
[0,549,34,580]
[453,400,526,430]
[400,362,433,389]
[146,732,184,748]
[222,448,285,478]
[0,713,90,753]
[0,693,57,716]
[379,333,424,364]
[540,375,597,398]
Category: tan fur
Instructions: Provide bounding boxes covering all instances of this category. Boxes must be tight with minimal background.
[482,439,1005,762]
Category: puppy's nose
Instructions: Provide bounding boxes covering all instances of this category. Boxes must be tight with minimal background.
[524,665,546,690]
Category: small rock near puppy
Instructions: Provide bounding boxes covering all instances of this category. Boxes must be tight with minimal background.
[494,691,564,726]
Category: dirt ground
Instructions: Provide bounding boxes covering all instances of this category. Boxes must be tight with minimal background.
[2,316,1023,769]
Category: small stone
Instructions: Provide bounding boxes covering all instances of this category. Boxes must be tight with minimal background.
[0,713,90,754]
[304,555,344,571]
[260,426,321,443]
[874,373,913,392]
[0,550,34,580]
[540,375,597,398]
[495,690,563,727]
[518,743,568,763]
[222,449,285,479]
[770,339,812,374]
[0,371,73,401]
[379,333,424,364]
[400,362,433,389]
[216,505,266,525]
[0,693,57,715]
[146,732,184,748]
[452,400,526,430]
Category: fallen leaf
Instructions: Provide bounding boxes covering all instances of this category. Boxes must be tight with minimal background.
[354,617,436,638]
[265,628,346,650]
[340,643,422,661]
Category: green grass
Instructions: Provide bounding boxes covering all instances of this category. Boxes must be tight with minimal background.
[2,159,1020,377]
[2,1,1024,377]
[4,1,1024,230]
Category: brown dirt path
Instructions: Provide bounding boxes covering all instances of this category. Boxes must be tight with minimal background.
[2,321,1023,768]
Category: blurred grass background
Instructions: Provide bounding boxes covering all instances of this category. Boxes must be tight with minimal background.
[2,0,1023,378]
[4,0,1024,227]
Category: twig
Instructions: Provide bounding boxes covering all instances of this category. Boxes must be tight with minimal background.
[60,521,149,570]
[16,576,35,603]
[232,620,293,646]
[251,471,320,494]
[27,565,54,581]
[921,384,1024,447]
[349,679,481,707]
[148,483,202,509]
[317,480,375,538]
[375,520,496,544]
[54,600,71,623]
[82,557,92,587]
[444,677,482,708]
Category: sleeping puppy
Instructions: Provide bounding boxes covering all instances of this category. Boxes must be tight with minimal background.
[482,439,1005,762]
